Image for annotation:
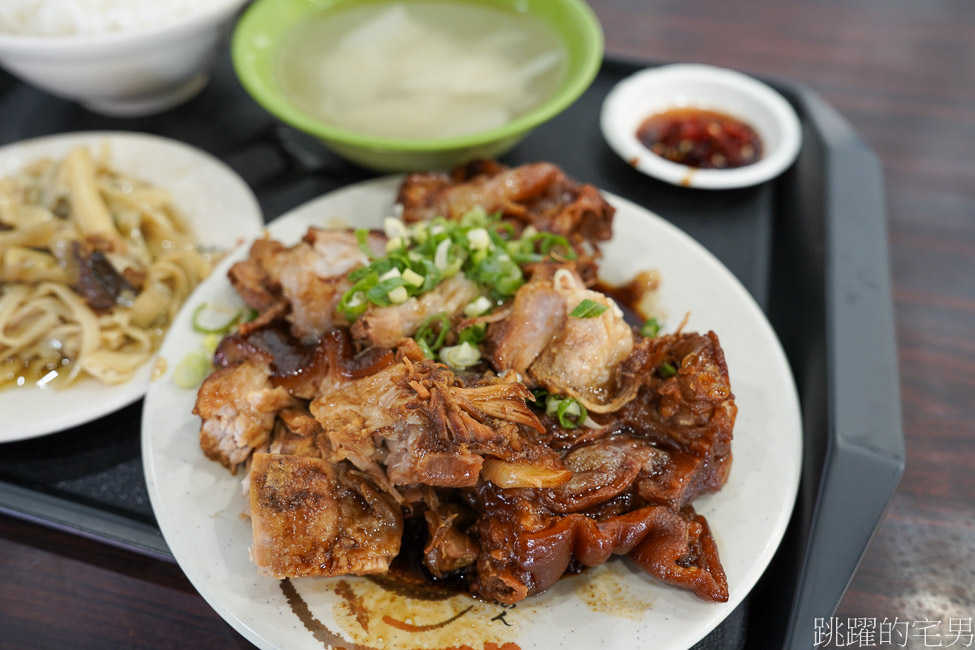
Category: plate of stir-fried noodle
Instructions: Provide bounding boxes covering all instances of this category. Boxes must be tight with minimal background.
[0,131,261,441]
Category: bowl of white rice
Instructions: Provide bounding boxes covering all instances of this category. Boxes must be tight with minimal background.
[0,0,250,116]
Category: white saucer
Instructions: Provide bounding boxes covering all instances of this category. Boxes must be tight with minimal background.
[600,63,802,189]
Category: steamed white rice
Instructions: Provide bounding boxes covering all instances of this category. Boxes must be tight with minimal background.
[0,0,218,37]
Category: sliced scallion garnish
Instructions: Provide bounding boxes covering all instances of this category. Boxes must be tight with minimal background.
[544,394,587,429]
[337,209,577,321]
[415,313,450,359]
[458,323,486,345]
[173,351,210,389]
[192,302,244,335]
[640,317,662,338]
[439,342,481,369]
[570,299,609,318]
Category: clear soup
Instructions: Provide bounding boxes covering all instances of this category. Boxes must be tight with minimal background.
[276,0,568,141]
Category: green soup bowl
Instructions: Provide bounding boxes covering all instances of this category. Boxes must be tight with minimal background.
[232,0,603,172]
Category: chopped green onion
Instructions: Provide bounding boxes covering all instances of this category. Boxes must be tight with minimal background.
[440,342,481,369]
[466,228,491,251]
[338,208,576,321]
[415,313,450,359]
[366,274,408,303]
[383,216,409,240]
[173,351,210,389]
[570,299,609,319]
[641,317,662,338]
[557,398,587,429]
[536,232,575,258]
[411,221,429,244]
[659,362,678,378]
[530,387,549,406]
[355,228,375,259]
[464,296,492,317]
[458,323,486,345]
[402,268,424,287]
[338,289,369,320]
[202,333,221,355]
[192,302,244,335]
[460,206,490,227]
[434,238,451,271]
[388,286,409,304]
[544,394,587,429]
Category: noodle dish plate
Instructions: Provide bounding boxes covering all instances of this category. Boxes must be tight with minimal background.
[0,131,262,442]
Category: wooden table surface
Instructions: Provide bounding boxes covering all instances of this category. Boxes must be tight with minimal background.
[2,1,974,648]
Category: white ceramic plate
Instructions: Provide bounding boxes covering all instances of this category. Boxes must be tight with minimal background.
[0,131,262,443]
[143,177,802,650]
[601,63,802,189]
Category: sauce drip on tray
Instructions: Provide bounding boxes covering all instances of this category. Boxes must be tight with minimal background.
[636,108,762,169]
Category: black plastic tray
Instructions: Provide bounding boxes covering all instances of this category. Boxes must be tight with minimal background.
[0,55,904,650]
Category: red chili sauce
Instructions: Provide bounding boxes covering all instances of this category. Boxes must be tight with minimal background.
[636,108,762,169]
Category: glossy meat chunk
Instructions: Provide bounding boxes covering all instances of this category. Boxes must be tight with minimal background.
[423,501,479,578]
[310,358,418,490]
[71,241,134,311]
[195,360,296,471]
[469,482,728,604]
[616,331,737,497]
[489,268,644,413]
[527,268,635,411]
[351,273,479,348]
[228,229,384,339]
[398,161,615,250]
[269,407,328,458]
[539,436,665,513]
[249,453,403,578]
[214,323,331,400]
[227,239,285,314]
[488,277,565,374]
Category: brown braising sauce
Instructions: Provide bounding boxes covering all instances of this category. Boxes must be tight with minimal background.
[636,107,762,169]
[368,515,471,601]
[595,270,660,327]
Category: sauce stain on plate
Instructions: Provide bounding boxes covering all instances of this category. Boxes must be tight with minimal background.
[286,576,519,650]
[569,564,654,620]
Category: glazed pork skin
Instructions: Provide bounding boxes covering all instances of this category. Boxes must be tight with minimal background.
[468,480,729,604]
[249,453,403,579]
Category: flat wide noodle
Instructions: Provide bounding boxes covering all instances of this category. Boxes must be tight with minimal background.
[0,146,211,389]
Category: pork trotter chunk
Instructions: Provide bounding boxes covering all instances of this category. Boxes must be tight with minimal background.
[249,453,403,578]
